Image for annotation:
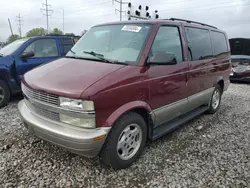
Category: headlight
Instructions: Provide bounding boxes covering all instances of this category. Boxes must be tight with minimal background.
[59,97,94,111]
[59,97,95,128]
[59,114,95,128]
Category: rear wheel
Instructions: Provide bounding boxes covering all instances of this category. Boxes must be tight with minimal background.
[100,112,147,169]
[207,84,222,114]
[0,80,10,108]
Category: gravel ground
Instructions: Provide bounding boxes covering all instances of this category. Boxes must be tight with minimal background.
[0,83,250,188]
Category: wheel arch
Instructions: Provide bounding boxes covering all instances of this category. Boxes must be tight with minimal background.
[214,76,224,92]
[104,101,154,140]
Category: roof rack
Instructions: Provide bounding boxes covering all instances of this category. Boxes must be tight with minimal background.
[169,18,217,29]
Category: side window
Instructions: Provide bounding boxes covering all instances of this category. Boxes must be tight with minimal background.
[23,39,58,58]
[211,31,228,57]
[61,38,74,55]
[185,27,213,61]
[151,26,183,63]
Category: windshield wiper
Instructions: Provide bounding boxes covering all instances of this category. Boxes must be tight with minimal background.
[83,51,115,64]
[69,49,76,54]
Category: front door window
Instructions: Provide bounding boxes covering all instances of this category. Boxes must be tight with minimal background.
[23,39,58,58]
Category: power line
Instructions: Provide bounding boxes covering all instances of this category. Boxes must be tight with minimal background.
[16,13,23,37]
[41,0,53,34]
[66,1,112,15]
[158,2,250,13]
[157,0,248,12]
[113,0,130,21]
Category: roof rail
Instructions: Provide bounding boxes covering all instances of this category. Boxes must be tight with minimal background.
[169,18,218,29]
[45,34,81,37]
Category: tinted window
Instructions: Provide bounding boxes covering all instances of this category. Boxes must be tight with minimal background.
[151,26,183,63]
[61,38,74,55]
[185,27,213,61]
[23,39,58,58]
[211,31,228,56]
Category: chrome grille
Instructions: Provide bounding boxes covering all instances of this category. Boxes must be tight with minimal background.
[22,83,60,122]
[25,99,60,121]
[22,83,59,106]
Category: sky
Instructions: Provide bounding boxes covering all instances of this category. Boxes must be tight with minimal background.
[0,0,249,41]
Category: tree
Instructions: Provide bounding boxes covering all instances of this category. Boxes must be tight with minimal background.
[50,28,63,35]
[65,33,75,36]
[7,35,20,44]
[26,28,46,37]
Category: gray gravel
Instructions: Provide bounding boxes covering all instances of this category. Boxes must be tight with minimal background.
[0,83,250,188]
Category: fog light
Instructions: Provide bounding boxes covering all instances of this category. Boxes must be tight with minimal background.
[59,114,96,128]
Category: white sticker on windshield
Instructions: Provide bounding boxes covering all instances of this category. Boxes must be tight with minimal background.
[121,25,142,32]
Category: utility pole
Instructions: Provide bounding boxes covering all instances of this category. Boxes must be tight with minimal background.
[41,0,53,34]
[62,9,64,34]
[113,0,129,21]
[16,14,23,37]
[8,18,13,36]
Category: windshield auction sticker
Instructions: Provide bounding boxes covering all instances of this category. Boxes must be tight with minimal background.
[121,25,142,32]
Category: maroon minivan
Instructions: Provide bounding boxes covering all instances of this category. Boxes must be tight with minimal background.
[18,18,231,169]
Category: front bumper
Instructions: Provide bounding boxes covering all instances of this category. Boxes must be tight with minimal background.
[18,100,110,157]
[230,76,250,82]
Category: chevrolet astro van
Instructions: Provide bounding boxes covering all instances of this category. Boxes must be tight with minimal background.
[18,18,231,169]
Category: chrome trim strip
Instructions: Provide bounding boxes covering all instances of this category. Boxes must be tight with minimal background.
[151,98,189,127]
[187,87,214,111]
[151,87,214,127]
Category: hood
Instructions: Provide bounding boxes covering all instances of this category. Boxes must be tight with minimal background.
[229,38,250,56]
[23,58,125,98]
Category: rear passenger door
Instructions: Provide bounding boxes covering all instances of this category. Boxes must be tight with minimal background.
[184,27,215,110]
[147,25,189,127]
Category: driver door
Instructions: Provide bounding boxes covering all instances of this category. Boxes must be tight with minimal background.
[15,38,60,82]
[147,25,189,127]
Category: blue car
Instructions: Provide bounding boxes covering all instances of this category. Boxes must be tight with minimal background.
[0,35,80,108]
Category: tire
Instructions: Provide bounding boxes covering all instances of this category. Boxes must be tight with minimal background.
[100,112,147,170]
[0,80,10,108]
[207,84,222,114]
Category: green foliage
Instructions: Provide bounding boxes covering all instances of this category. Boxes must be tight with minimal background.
[7,34,20,44]
[50,28,63,35]
[64,33,75,36]
[26,28,46,37]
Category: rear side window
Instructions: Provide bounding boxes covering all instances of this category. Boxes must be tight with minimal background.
[185,27,213,61]
[61,38,74,55]
[211,31,228,57]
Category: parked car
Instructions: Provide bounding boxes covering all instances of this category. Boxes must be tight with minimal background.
[0,35,80,108]
[18,19,231,169]
[229,38,250,82]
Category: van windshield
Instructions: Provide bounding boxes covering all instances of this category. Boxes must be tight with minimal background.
[0,38,29,56]
[66,24,152,65]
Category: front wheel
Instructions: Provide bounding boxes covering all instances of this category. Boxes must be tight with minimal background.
[207,84,222,114]
[100,112,147,169]
[0,80,10,108]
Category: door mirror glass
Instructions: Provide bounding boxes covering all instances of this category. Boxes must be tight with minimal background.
[148,52,177,65]
[20,51,35,59]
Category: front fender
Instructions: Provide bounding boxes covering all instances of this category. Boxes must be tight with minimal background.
[104,100,152,127]
[0,64,20,94]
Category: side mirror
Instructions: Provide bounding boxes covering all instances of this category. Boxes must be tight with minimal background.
[21,51,35,59]
[148,52,177,65]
